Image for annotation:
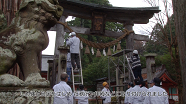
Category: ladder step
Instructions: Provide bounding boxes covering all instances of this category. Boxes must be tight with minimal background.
[71,50,83,91]
[73,70,80,73]
[74,75,81,77]
[74,83,82,85]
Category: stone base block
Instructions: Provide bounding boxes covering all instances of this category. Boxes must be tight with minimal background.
[0,87,54,104]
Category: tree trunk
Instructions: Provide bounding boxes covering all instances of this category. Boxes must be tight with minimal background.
[172,0,186,104]
[173,59,182,104]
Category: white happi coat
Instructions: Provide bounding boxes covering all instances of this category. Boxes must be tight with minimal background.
[53,81,73,104]
[140,86,148,103]
[74,90,89,104]
[129,85,143,104]
[124,87,133,104]
[143,85,169,104]
[101,87,111,104]
[66,36,80,54]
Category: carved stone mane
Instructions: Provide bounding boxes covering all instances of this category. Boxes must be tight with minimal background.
[0,0,63,86]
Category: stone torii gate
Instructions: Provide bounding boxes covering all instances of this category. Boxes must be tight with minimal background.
[50,0,160,85]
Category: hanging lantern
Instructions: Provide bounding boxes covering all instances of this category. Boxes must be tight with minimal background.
[107,47,112,56]
[96,49,101,57]
[117,42,121,50]
[85,45,90,54]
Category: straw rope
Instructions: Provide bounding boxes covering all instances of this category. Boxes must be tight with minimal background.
[57,21,134,49]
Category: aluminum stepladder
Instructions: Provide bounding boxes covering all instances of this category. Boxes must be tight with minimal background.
[125,55,135,80]
[71,51,83,91]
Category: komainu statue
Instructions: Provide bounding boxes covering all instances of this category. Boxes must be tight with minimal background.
[0,0,63,86]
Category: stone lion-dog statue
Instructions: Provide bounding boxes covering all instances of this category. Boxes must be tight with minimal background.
[0,0,63,86]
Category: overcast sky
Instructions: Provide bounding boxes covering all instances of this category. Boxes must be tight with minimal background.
[42,0,172,55]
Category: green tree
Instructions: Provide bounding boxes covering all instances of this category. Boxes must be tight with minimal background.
[83,57,111,90]
[144,23,169,55]
[144,0,182,102]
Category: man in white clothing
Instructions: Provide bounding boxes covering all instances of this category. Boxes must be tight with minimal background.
[124,82,134,104]
[101,82,111,104]
[66,32,80,70]
[129,78,143,104]
[144,77,169,104]
[74,85,89,104]
[53,72,73,104]
[140,81,148,103]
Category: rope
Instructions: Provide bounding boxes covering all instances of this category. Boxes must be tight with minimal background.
[57,21,134,49]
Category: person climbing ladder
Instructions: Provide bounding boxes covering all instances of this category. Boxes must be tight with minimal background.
[66,32,81,71]
[130,50,143,81]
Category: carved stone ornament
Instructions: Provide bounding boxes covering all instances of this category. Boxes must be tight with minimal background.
[0,0,63,87]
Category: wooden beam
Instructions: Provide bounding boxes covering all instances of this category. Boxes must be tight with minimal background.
[134,34,149,41]
[49,26,149,41]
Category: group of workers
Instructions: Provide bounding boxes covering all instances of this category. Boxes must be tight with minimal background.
[101,77,169,104]
[53,32,169,104]
[124,78,169,104]
[53,72,169,104]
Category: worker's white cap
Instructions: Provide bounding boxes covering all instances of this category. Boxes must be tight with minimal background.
[133,50,138,54]
[71,32,76,36]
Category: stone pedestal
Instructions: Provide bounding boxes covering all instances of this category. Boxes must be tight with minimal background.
[0,87,54,104]
[144,53,157,87]
[57,46,69,83]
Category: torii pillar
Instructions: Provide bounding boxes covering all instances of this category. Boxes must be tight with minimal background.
[54,15,66,56]
[52,15,66,85]
[124,21,134,56]
[124,21,134,82]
